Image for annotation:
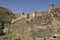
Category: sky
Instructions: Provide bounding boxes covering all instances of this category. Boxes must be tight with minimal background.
[0,0,60,14]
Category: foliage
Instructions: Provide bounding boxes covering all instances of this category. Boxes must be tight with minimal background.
[0,20,11,36]
[0,21,4,36]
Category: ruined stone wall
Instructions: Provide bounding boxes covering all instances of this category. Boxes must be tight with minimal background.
[48,4,54,13]
[11,11,42,23]
[12,13,27,23]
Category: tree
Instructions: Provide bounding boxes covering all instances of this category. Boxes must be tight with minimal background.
[0,21,11,36]
[0,21,5,36]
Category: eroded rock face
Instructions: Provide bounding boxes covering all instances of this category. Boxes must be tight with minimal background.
[6,7,60,38]
[28,12,60,38]
[32,14,53,26]
[9,12,60,38]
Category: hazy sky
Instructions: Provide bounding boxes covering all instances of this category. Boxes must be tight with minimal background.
[0,0,60,14]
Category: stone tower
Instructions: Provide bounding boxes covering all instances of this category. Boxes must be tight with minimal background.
[27,14,30,19]
[20,12,25,16]
[32,11,37,18]
[57,6,60,11]
[48,4,54,13]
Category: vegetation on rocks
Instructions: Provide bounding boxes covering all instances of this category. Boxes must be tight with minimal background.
[0,6,60,40]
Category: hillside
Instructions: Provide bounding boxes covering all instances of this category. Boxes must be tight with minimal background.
[0,7,16,22]
[1,5,60,40]
[6,13,60,40]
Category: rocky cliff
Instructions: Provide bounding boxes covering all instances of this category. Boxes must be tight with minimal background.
[8,7,60,39]
[0,7,16,22]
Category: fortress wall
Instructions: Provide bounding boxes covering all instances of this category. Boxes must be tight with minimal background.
[11,4,60,24]
[27,11,42,19]
[48,4,54,13]
[11,11,37,23]
[57,6,60,11]
[11,14,27,23]
[11,12,42,23]
[36,12,42,17]
[29,13,35,18]
[12,11,43,23]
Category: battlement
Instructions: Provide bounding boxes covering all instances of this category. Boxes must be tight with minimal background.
[11,11,42,23]
[48,4,54,13]
[11,4,60,23]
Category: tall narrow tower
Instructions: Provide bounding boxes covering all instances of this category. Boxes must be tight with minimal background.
[57,6,60,11]
[32,11,37,18]
[48,4,54,13]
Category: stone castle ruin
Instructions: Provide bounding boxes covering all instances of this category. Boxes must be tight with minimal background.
[12,4,60,23]
[3,4,60,39]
